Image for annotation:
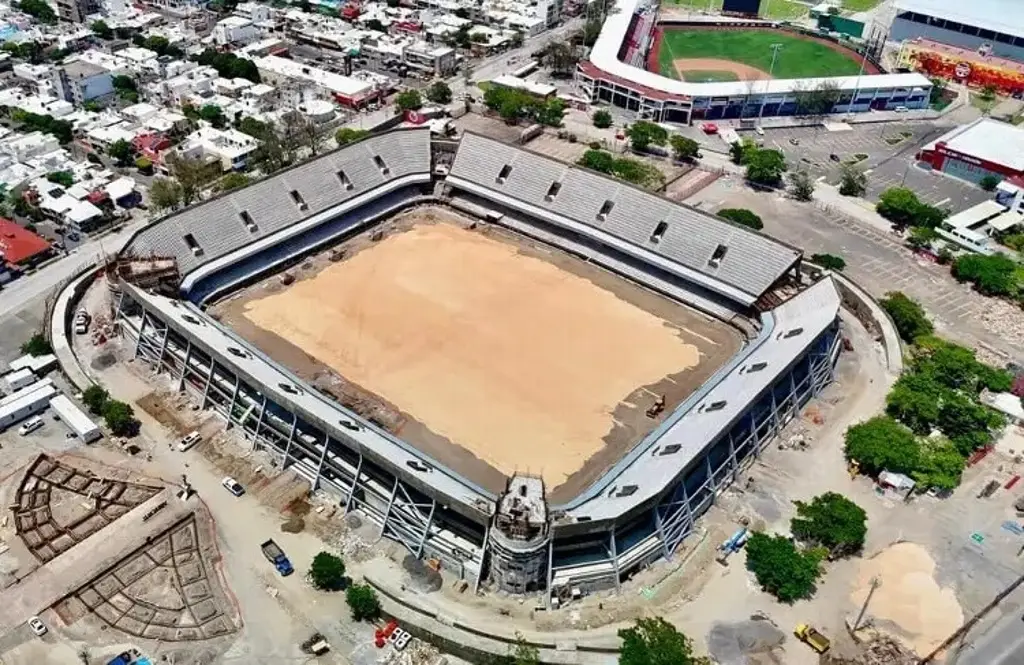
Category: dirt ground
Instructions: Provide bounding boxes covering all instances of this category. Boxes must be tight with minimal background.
[674,58,770,81]
[211,206,742,499]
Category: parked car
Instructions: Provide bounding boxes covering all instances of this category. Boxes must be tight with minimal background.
[19,417,43,436]
[28,616,46,636]
[221,477,244,497]
[178,430,202,452]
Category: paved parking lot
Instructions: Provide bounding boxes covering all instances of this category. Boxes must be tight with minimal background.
[865,159,991,209]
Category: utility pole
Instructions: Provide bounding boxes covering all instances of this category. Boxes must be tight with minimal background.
[846,47,870,119]
[850,576,880,632]
[757,44,783,127]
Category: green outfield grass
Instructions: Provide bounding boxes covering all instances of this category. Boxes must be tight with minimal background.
[657,29,864,80]
[680,69,739,82]
[666,0,808,20]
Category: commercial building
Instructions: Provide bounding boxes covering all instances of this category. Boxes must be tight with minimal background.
[917,118,1024,185]
[890,0,1024,63]
[576,0,931,123]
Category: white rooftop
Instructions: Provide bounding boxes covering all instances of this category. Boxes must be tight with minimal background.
[925,118,1024,173]
[945,199,1007,229]
[895,0,1024,41]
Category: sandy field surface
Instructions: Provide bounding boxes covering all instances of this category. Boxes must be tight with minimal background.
[674,58,770,81]
[849,542,964,655]
[242,222,705,488]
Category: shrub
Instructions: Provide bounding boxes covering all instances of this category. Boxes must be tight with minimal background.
[880,291,933,342]
[345,583,381,621]
[745,532,822,603]
[82,385,110,415]
[844,416,920,476]
[20,333,51,357]
[308,551,346,591]
[591,109,612,128]
[790,492,867,558]
[102,400,139,437]
[952,253,1019,297]
[810,253,845,272]
[980,174,1000,191]
[717,208,763,230]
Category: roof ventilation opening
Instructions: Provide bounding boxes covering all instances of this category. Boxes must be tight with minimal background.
[708,244,728,268]
[289,189,307,211]
[496,164,512,184]
[747,360,768,373]
[597,199,614,222]
[650,220,668,244]
[659,444,682,456]
[339,419,361,431]
[183,233,203,257]
[373,155,390,175]
[545,181,561,202]
[277,382,300,395]
[783,327,805,339]
[239,210,257,233]
[616,484,638,497]
[337,169,353,190]
[705,400,727,412]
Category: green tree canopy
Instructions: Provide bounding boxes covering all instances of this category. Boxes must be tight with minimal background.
[578,149,615,174]
[952,253,1019,297]
[345,584,381,621]
[880,291,933,343]
[745,148,786,187]
[46,171,74,188]
[508,632,540,665]
[592,109,612,128]
[788,170,814,201]
[844,416,920,475]
[17,0,56,23]
[839,163,867,197]
[717,208,763,231]
[669,135,700,162]
[102,400,139,437]
[790,492,867,558]
[149,177,183,212]
[980,174,1000,191]
[744,532,822,603]
[425,81,452,104]
[625,121,668,152]
[913,439,966,491]
[886,370,944,434]
[108,139,134,166]
[20,332,51,356]
[82,385,110,415]
[395,89,423,111]
[335,127,369,146]
[876,187,922,228]
[618,617,709,665]
[91,20,113,39]
[199,104,227,128]
[307,551,346,590]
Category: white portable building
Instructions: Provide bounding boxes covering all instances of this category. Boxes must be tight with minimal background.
[49,395,101,444]
[0,384,58,430]
[2,368,36,392]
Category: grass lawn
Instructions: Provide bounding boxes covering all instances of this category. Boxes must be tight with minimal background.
[842,0,881,11]
[666,0,807,20]
[680,69,739,82]
[658,29,863,79]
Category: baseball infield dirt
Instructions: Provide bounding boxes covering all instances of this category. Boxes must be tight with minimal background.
[241,222,707,489]
[673,58,770,81]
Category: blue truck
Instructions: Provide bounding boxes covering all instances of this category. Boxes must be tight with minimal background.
[261,539,294,576]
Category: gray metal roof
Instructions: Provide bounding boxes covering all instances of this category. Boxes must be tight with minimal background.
[448,133,802,304]
[895,0,1024,40]
[124,128,431,276]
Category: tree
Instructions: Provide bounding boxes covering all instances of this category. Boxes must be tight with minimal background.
[745,148,786,187]
[717,208,763,231]
[365,18,385,32]
[906,226,938,252]
[729,138,755,165]
[810,253,845,271]
[108,139,133,166]
[744,532,822,603]
[669,135,700,162]
[20,333,51,356]
[47,171,74,188]
[91,20,112,39]
[929,77,947,106]
[913,439,966,491]
[980,174,1000,191]
[951,253,1018,296]
[508,632,540,665]
[844,416,920,476]
[793,80,841,120]
[345,584,380,621]
[536,98,565,127]
[82,385,110,415]
[839,163,867,197]
[578,149,616,174]
[335,127,369,146]
[876,186,923,229]
[307,551,346,590]
[149,177,183,212]
[218,171,250,191]
[788,170,814,201]
[112,74,137,92]
[886,371,944,434]
[167,154,219,206]
[618,617,709,665]
[592,109,612,128]
[791,492,867,558]
[626,121,667,153]
[102,400,139,437]
[199,104,227,129]
[880,291,933,342]
[939,393,1004,454]
[425,81,452,104]
[499,98,522,124]
[395,89,423,112]
[543,42,579,78]
[17,0,56,23]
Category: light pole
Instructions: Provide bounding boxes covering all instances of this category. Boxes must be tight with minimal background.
[847,47,870,119]
[757,44,783,127]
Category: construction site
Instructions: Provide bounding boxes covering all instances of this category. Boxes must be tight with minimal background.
[208,205,743,501]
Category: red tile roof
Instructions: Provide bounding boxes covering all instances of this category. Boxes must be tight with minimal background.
[0,218,51,265]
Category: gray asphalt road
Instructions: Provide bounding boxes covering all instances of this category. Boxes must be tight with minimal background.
[954,609,1024,665]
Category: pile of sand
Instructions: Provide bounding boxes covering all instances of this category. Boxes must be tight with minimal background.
[850,542,963,655]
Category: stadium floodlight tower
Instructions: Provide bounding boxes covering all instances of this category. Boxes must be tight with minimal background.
[488,474,551,594]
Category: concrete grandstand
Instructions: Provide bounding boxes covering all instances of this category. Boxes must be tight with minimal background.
[112,127,842,597]
[575,0,932,124]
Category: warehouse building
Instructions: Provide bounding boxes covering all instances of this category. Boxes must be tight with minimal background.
[917,118,1024,185]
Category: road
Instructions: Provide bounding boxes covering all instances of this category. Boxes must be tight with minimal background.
[0,219,145,322]
[953,596,1024,665]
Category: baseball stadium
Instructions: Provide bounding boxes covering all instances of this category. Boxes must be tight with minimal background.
[109,128,842,596]
[576,0,933,123]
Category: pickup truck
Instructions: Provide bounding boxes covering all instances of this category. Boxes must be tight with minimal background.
[794,624,830,654]
[261,539,294,576]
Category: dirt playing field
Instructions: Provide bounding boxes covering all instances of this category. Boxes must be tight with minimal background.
[211,207,741,500]
[673,58,768,82]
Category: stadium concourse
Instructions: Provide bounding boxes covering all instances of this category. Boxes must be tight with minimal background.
[108,127,842,597]
[575,0,933,123]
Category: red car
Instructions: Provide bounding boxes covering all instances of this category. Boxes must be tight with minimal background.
[700,123,719,135]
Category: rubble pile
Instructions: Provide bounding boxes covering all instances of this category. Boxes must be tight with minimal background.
[381,639,447,665]
[825,635,917,665]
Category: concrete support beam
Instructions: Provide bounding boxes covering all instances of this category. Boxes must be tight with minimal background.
[344,454,363,515]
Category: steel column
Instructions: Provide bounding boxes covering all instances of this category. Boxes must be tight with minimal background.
[281,412,298,467]
[415,499,437,557]
[609,528,620,593]
[225,376,241,429]
[344,453,363,514]
[177,340,192,392]
[251,395,268,450]
[380,477,400,539]
[313,432,330,490]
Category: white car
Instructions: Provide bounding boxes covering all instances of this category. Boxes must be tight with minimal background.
[19,417,43,436]
[28,616,46,636]
[221,477,244,497]
[178,431,202,452]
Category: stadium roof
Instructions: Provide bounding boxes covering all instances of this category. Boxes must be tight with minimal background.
[0,218,50,265]
[923,118,1024,173]
[894,0,1024,41]
[590,0,931,96]
[449,132,802,304]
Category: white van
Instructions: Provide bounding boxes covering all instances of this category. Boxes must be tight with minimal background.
[178,430,202,452]
[19,417,43,436]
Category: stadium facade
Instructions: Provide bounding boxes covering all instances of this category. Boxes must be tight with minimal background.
[113,128,843,596]
[890,0,1024,63]
[575,0,932,124]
